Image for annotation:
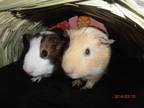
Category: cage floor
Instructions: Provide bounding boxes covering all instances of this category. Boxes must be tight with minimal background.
[0,56,144,107]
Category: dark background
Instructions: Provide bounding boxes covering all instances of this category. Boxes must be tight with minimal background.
[0,48,144,108]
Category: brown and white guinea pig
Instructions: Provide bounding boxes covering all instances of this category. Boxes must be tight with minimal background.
[62,27,114,89]
[23,29,67,82]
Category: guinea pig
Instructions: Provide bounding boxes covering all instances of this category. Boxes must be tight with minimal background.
[23,30,67,82]
[62,27,114,89]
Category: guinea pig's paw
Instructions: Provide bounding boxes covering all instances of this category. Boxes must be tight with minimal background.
[31,76,42,83]
[81,79,96,90]
[72,79,83,87]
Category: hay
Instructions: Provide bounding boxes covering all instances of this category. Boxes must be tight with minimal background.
[0,11,42,67]
[0,0,144,68]
[0,0,80,10]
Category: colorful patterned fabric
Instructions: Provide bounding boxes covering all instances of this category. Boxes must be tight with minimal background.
[50,16,107,33]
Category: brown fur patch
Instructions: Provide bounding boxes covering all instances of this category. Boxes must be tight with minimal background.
[40,35,64,64]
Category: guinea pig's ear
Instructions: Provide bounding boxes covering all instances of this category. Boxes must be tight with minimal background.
[66,29,77,40]
[23,33,33,42]
[99,37,115,45]
[52,28,64,37]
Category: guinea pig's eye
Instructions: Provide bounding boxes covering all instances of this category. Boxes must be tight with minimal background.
[41,49,48,58]
[85,48,90,56]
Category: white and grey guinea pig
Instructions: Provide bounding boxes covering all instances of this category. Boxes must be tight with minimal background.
[62,27,115,89]
[23,29,67,82]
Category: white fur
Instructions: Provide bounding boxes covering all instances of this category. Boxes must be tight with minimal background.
[40,31,54,35]
[23,36,54,78]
